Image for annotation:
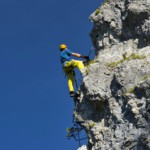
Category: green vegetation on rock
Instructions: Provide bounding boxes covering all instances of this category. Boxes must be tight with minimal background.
[94,9,100,16]
[94,0,109,16]
[89,123,96,128]
[128,86,136,93]
[107,53,146,68]
[142,75,150,80]
[126,75,150,94]
[85,60,97,75]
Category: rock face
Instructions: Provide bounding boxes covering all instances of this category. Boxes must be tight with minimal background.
[74,0,150,150]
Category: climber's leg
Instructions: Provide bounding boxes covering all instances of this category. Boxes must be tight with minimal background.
[70,60,84,71]
[64,67,75,92]
[67,71,75,92]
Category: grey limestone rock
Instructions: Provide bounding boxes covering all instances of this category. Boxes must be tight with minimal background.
[90,0,150,50]
[75,0,150,149]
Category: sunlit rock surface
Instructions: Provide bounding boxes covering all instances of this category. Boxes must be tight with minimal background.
[75,0,150,149]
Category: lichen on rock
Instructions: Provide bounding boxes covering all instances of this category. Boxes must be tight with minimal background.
[74,0,150,149]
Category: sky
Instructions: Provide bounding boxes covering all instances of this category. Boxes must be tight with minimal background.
[0,0,103,150]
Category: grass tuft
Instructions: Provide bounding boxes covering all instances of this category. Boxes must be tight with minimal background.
[128,86,135,93]
[107,53,146,68]
[94,9,100,16]
[94,0,110,16]
[89,123,95,128]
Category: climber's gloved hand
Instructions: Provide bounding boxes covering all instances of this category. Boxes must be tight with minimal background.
[84,56,89,60]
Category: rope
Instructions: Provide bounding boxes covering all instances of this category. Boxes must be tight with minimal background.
[73,70,79,90]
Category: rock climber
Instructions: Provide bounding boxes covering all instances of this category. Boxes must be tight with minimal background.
[59,44,89,97]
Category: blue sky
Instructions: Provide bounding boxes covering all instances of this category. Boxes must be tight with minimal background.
[0,0,103,149]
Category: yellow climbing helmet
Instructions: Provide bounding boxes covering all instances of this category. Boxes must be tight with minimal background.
[59,44,67,50]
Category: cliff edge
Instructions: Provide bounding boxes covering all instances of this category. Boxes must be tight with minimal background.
[75,0,150,149]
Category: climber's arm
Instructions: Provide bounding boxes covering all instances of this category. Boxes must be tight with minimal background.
[72,53,86,58]
[72,53,82,58]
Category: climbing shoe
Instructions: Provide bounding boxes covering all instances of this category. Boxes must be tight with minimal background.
[70,91,80,98]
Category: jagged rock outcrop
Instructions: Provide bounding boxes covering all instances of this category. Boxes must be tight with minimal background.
[74,0,150,150]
